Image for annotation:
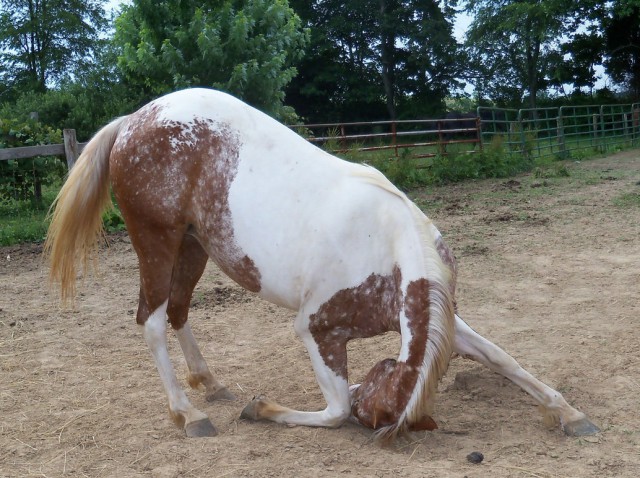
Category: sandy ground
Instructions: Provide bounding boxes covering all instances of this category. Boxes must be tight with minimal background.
[1,150,639,478]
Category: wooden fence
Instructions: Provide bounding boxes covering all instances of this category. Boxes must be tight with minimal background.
[1,119,481,169]
[0,129,86,169]
[2,103,639,168]
[289,116,481,159]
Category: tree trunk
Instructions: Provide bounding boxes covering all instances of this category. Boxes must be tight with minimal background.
[379,0,396,120]
[525,32,539,109]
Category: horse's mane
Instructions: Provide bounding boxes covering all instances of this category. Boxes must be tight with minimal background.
[351,164,455,440]
[350,163,409,202]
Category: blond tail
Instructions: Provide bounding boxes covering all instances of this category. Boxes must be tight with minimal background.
[44,116,128,302]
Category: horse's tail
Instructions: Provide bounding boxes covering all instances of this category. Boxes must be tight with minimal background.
[44,116,128,302]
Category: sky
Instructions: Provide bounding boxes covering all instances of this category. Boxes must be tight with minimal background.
[453,11,473,43]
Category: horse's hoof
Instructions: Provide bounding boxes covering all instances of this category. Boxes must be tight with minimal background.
[240,395,267,421]
[185,418,218,437]
[563,417,600,437]
[207,387,236,402]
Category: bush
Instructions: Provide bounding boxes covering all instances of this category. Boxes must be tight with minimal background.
[0,119,65,203]
[365,149,431,190]
[429,136,529,184]
[0,83,138,141]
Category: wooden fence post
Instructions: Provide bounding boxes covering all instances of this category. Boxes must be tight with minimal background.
[391,121,397,158]
[63,129,79,169]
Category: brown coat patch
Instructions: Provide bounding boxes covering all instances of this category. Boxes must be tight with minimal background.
[110,103,261,322]
[350,278,432,430]
[308,266,403,379]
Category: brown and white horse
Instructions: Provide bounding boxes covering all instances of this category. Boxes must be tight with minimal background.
[45,88,599,440]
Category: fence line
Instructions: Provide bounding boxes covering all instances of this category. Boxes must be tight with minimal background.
[289,116,481,159]
[0,129,86,169]
[479,103,640,160]
[2,103,640,168]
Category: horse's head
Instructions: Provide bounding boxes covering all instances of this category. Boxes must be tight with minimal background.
[349,358,438,434]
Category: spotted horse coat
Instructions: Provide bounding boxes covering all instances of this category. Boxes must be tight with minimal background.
[45,88,600,440]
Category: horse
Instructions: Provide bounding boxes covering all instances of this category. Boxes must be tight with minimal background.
[45,88,599,440]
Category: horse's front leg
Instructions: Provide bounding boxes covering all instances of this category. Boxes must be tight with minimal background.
[241,313,351,428]
[453,314,600,436]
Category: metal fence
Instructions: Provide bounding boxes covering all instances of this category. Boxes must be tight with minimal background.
[479,103,640,160]
[2,105,639,170]
[290,103,640,162]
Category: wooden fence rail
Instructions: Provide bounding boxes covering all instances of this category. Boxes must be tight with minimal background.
[0,129,86,169]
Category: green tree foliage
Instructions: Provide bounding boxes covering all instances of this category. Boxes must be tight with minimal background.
[113,0,308,120]
[287,0,462,122]
[465,0,640,105]
[1,38,141,141]
[0,119,64,202]
[465,0,576,108]
[0,0,109,93]
[551,32,604,97]
[286,0,386,122]
[604,1,640,99]
[382,0,463,119]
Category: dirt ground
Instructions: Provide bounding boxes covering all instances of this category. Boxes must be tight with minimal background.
[1,150,639,478]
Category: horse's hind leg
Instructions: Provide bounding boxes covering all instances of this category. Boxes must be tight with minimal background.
[133,230,217,437]
[453,314,599,436]
[168,234,235,402]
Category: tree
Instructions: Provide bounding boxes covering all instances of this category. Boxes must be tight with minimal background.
[464,0,577,108]
[604,2,640,99]
[379,0,463,119]
[113,0,308,120]
[554,32,604,97]
[1,36,140,141]
[0,0,109,93]
[285,0,386,122]
[287,0,462,122]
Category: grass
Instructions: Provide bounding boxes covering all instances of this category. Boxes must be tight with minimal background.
[0,206,50,246]
[0,188,56,246]
[613,191,640,208]
[0,182,125,246]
